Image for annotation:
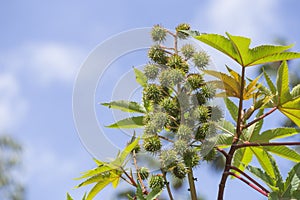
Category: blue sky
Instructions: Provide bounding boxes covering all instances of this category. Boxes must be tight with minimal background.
[1,0,300,199]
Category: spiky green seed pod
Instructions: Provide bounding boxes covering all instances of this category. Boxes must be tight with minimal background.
[173,139,188,154]
[202,84,216,99]
[148,45,168,65]
[160,98,179,117]
[151,25,167,43]
[203,149,217,162]
[144,64,160,80]
[138,167,150,180]
[193,105,210,123]
[132,144,141,153]
[187,73,204,90]
[144,122,159,135]
[176,92,190,111]
[167,54,189,73]
[159,69,184,87]
[149,175,165,190]
[160,150,178,169]
[143,135,162,153]
[181,44,195,60]
[183,149,200,168]
[176,23,191,39]
[173,162,187,179]
[208,106,223,121]
[193,51,210,69]
[177,125,193,141]
[195,123,209,140]
[191,92,207,106]
[143,84,163,104]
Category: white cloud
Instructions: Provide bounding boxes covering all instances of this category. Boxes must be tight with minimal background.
[1,42,86,85]
[0,73,27,132]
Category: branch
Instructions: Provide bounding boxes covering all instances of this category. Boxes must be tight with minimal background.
[230,166,270,194]
[234,142,300,149]
[133,150,147,193]
[218,66,246,200]
[158,135,174,143]
[121,167,137,187]
[216,147,228,158]
[228,172,269,197]
[187,167,198,200]
[161,169,174,200]
[242,107,277,130]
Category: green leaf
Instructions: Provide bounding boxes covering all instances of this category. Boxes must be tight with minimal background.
[101,100,146,113]
[279,97,300,128]
[283,163,300,197]
[194,33,239,63]
[106,116,144,129]
[146,187,163,200]
[214,120,235,147]
[224,98,238,122]
[67,193,74,200]
[263,69,276,95]
[252,148,275,178]
[291,84,300,98]
[255,127,299,142]
[192,32,300,67]
[112,138,139,167]
[134,68,147,87]
[233,148,253,173]
[276,61,292,104]
[136,182,146,200]
[263,146,300,163]
[246,164,276,191]
[86,176,116,200]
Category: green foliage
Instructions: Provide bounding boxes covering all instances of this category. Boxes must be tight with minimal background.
[71,25,300,200]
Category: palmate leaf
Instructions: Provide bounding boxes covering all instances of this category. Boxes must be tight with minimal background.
[101,100,146,113]
[204,67,261,100]
[193,32,300,67]
[224,98,238,122]
[106,116,144,128]
[134,68,147,87]
[76,138,140,200]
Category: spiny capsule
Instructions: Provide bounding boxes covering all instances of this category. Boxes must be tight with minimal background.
[148,45,168,65]
[173,162,187,179]
[183,149,200,168]
[138,167,150,180]
[181,44,195,60]
[193,51,210,69]
[176,23,191,39]
[143,135,162,153]
[149,174,165,190]
[143,84,163,104]
[176,125,193,141]
[193,105,210,123]
[167,54,189,73]
[160,150,178,169]
[151,25,167,43]
[187,73,204,90]
[144,64,160,80]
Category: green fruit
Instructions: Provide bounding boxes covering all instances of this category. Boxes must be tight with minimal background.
[176,23,191,39]
[143,84,163,104]
[202,84,216,99]
[193,51,210,69]
[160,150,178,169]
[149,175,165,190]
[138,167,150,180]
[176,125,193,141]
[208,106,223,121]
[159,69,184,87]
[148,45,168,64]
[167,54,189,73]
[193,105,210,123]
[151,25,167,43]
[195,123,209,140]
[181,44,195,60]
[144,64,160,80]
[173,139,188,154]
[143,135,162,153]
[183,149,200,168]
[187,73,204,90]
[173,162,187,179]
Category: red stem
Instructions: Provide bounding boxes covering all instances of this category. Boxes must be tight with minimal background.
[228,172,269,197]
[242,107,277,130]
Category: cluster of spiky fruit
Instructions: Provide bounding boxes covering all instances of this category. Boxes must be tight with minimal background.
[140,24,222,183]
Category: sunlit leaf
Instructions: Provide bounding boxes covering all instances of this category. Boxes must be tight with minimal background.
[101,100,146,113]
[106,116,144,128]
[224,98,238,122]
[134,68,148,87]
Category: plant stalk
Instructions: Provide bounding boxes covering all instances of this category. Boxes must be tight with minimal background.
[187,167,198,200]
[217,66,246,200]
